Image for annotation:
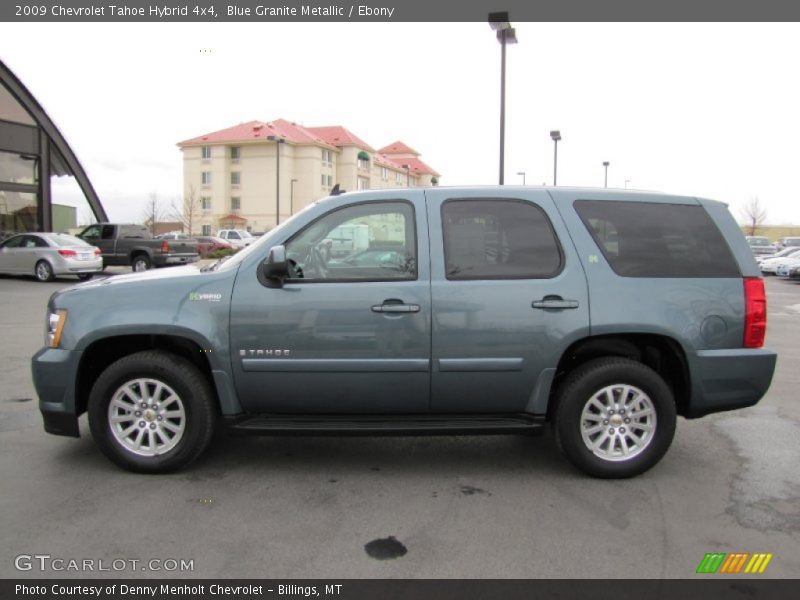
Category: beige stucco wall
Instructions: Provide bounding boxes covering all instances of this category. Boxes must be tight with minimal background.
[182,140,435,234]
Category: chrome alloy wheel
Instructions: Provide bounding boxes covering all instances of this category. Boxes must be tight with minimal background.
[579,384,657,462]
[107,378,186,457]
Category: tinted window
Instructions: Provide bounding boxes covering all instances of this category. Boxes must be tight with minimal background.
[285,201,416,282]
[441,199,562,280]
[120,226,146,239]
[1,235,25,248]
[574,200,740,278]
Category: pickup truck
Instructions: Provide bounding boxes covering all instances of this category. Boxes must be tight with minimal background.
[33,187,776,477]
[78,223,199,271]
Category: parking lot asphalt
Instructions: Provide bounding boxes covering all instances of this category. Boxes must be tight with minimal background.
[1,270,798,579]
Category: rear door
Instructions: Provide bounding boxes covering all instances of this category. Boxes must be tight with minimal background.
[425,189,590,414]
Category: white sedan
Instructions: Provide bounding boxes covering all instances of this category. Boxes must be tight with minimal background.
[760,248,800,274]
[0,232,103,282]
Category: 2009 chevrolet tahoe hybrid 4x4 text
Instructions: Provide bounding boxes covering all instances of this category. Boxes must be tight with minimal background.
[32,187,777,477]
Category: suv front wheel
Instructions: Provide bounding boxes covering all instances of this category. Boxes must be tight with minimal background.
[554,357,676,478]
[88,350,216,473]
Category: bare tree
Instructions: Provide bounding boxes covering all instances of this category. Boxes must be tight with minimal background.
[142,191,164,235]
[169,185,199,236]
[741,196,767,236]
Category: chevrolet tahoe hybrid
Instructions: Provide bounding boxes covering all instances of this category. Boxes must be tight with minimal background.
[32,187,777,477]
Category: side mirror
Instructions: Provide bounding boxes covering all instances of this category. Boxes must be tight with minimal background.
[259,245,289,287]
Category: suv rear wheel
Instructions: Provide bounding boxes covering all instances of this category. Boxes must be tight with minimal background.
[88,350,215,473]
[554,357,676,478]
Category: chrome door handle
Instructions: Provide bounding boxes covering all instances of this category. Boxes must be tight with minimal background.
[371,302,420,313]
[532,296,579,310]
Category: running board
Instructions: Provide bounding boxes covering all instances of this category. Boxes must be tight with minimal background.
[226,413,545,436]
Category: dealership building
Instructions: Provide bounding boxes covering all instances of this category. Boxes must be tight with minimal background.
[0,60,106,238]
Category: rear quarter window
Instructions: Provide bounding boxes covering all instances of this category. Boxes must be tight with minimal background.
[574,200,740,278]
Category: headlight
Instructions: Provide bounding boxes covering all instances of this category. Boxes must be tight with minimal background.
[46,309,67,348]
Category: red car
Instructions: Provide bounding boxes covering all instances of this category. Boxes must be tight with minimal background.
[195,236,234,257]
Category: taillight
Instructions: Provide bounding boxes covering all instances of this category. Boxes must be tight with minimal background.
[58,249,77,258]
[161,239,170,253]
[94,247,102,256]
[743,277,767,348]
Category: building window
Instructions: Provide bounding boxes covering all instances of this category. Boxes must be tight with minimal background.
[381,167,389,181]
[327,175,333,187]
[202,225,211,236]
[321,174,333,188]
[231,172,241,185]
[201,146,211,159]
[357,151,370,171]
[230,146,241,161]
[231,197,241,210]
[321,149,333,166]
[201,196,212,211]
[201,171,211,185]
[396,171,403,183]
[357,177,369,190]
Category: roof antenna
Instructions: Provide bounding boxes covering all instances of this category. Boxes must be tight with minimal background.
[330,183,346,196]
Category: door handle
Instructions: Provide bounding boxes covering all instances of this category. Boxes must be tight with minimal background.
[371,299,421,313]
[532,295,579,310]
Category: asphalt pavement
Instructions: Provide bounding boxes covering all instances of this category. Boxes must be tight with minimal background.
[1,270,798,579]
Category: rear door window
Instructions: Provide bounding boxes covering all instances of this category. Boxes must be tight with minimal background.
[574,200,740,278]
[441,198,563,280]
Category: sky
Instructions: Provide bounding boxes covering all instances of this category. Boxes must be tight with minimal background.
[1,22,799,225]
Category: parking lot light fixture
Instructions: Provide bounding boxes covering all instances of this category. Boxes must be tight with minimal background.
[517,171,526,185]
[489,12,518,185]
[550,130,561,186]
[603,161,610,188]
[267,135,286,226]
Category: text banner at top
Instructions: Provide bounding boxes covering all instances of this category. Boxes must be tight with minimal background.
[3,0,800,22]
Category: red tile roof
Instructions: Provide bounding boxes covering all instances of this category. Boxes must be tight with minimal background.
[218,214,248,222]
[377,141,420,156]
[178,119,336,148]
[307,126,374,151]
[393,157,440,177]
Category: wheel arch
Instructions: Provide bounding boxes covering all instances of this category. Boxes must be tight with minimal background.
[74,333,228,419]
[548,333,691,419]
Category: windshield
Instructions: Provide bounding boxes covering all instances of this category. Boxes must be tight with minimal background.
[748,237,770,246]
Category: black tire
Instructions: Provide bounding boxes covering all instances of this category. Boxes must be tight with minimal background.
[35,260,55,282]
[77,273,94,281]
[88,350,216,473]
[553,357,676,478]
[131,254,151,272]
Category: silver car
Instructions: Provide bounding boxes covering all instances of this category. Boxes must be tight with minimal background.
[0,232,103,282]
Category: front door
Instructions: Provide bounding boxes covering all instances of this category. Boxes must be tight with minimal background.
[425,189,591,414]
[230,193,431,414]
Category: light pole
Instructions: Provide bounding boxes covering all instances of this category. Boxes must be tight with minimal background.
[402,164,411,187]
[625,179,631,189]
[489,12,518,185]
[290,178,298,216]
[550,130,561,186]
[517,171,526,185]
[267,135,285,226]
[603,161,610,188]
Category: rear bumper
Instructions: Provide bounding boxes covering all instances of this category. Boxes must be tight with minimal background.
[31,347,82,437]
[686,348,777,418]
[153,254,199,266]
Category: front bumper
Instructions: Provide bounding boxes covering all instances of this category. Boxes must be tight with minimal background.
[31,346,82,437]
[686,348,777,418]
